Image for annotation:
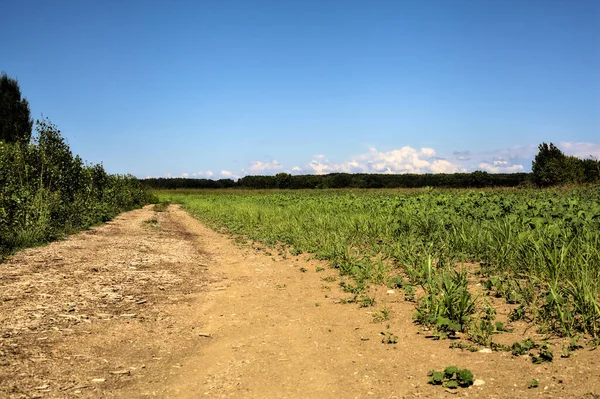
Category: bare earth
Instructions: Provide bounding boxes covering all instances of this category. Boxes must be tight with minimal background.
[1,205,599,399]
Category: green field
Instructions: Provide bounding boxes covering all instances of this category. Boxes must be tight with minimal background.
[158,187,600,342]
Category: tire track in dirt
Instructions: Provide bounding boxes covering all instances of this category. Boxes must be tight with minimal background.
[1,205,598,398]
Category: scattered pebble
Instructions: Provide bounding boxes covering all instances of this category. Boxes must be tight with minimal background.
[473,379,485,387]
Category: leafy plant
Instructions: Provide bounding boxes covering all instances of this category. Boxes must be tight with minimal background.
[528,379,539,389]
[359,296,376,308]
[381,331,398,344]
[428,367,474,388]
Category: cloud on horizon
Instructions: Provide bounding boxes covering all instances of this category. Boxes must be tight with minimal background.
[303,147,462,175]
[152,141,599,181]
[560,142,600,159]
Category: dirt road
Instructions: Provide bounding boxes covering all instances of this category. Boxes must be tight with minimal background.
[1,205,598,398]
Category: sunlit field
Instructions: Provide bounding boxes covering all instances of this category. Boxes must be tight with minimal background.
[158,187,600,342]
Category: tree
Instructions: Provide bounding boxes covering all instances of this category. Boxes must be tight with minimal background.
[0,73,33,144]
[531,142,584,186]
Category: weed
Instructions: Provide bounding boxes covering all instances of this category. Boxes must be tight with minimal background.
[299,267,308,273]
[372,307,390,323]
[428,367,474,388]
[413,264,475,334]
[528,379,539,389]
[359,296,376,308]
[316,266,325,272]
[403,284,416,302]
[381,331,398,344]
[531,343,553,364]
[449,342,479,352]
[509,304,527,322]
[387,275,404,289]
[290,248,302,256]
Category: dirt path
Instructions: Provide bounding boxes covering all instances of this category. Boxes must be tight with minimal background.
[1,205,598,399]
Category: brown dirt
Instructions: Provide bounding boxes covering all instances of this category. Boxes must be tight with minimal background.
[1,205,598,399]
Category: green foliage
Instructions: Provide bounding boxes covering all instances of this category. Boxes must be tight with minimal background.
[160,188,600,338]
[0,73,33,144]
[0,118,155,257]
[359,296,376,308]
[387,275,404,288]
[428,367,474,388]
[146,171,530,190]
[531,142,599,186]
[528,379,539,389]
[531,343,553,364]
[372,307,390,323]
[381,331,398,344]
[413,261,476,334]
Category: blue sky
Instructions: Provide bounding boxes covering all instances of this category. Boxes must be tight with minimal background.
[2,0,599,179]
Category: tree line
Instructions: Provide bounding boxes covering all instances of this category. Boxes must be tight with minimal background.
[144,144,599,191]
[0,73,154,259]
[144,171,530,190]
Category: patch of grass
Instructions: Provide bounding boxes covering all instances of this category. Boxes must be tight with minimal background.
[372,307,390,323]
[359,296,376,308]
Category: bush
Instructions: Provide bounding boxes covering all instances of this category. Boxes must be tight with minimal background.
[0,118,155,257]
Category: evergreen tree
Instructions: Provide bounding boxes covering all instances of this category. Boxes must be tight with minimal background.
[0,73,33,143]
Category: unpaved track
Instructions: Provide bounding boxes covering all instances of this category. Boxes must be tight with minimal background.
[1,205,598,398]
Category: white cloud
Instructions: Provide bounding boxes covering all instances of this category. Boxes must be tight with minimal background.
[181,172,189,178]
[559,142,600,159]
[478,162,524,173]
[221,170,232,176]
[292,166,302,171]
[248,160,283,172]
[194,170,214,178]
[305,146,462,175]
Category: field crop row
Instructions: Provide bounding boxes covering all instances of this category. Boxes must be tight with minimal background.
[158,188,600,341]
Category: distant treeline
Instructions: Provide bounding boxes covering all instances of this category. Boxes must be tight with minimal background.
[143,171,530,190]
[145,142,600,191]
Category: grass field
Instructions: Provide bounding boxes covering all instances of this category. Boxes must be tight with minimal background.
[158,187,600,344]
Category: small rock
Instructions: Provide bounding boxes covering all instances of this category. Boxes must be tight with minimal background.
[478,348,492,353]
[386,290,395,294]
[473,379,485,387]
[91,378,106,383]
